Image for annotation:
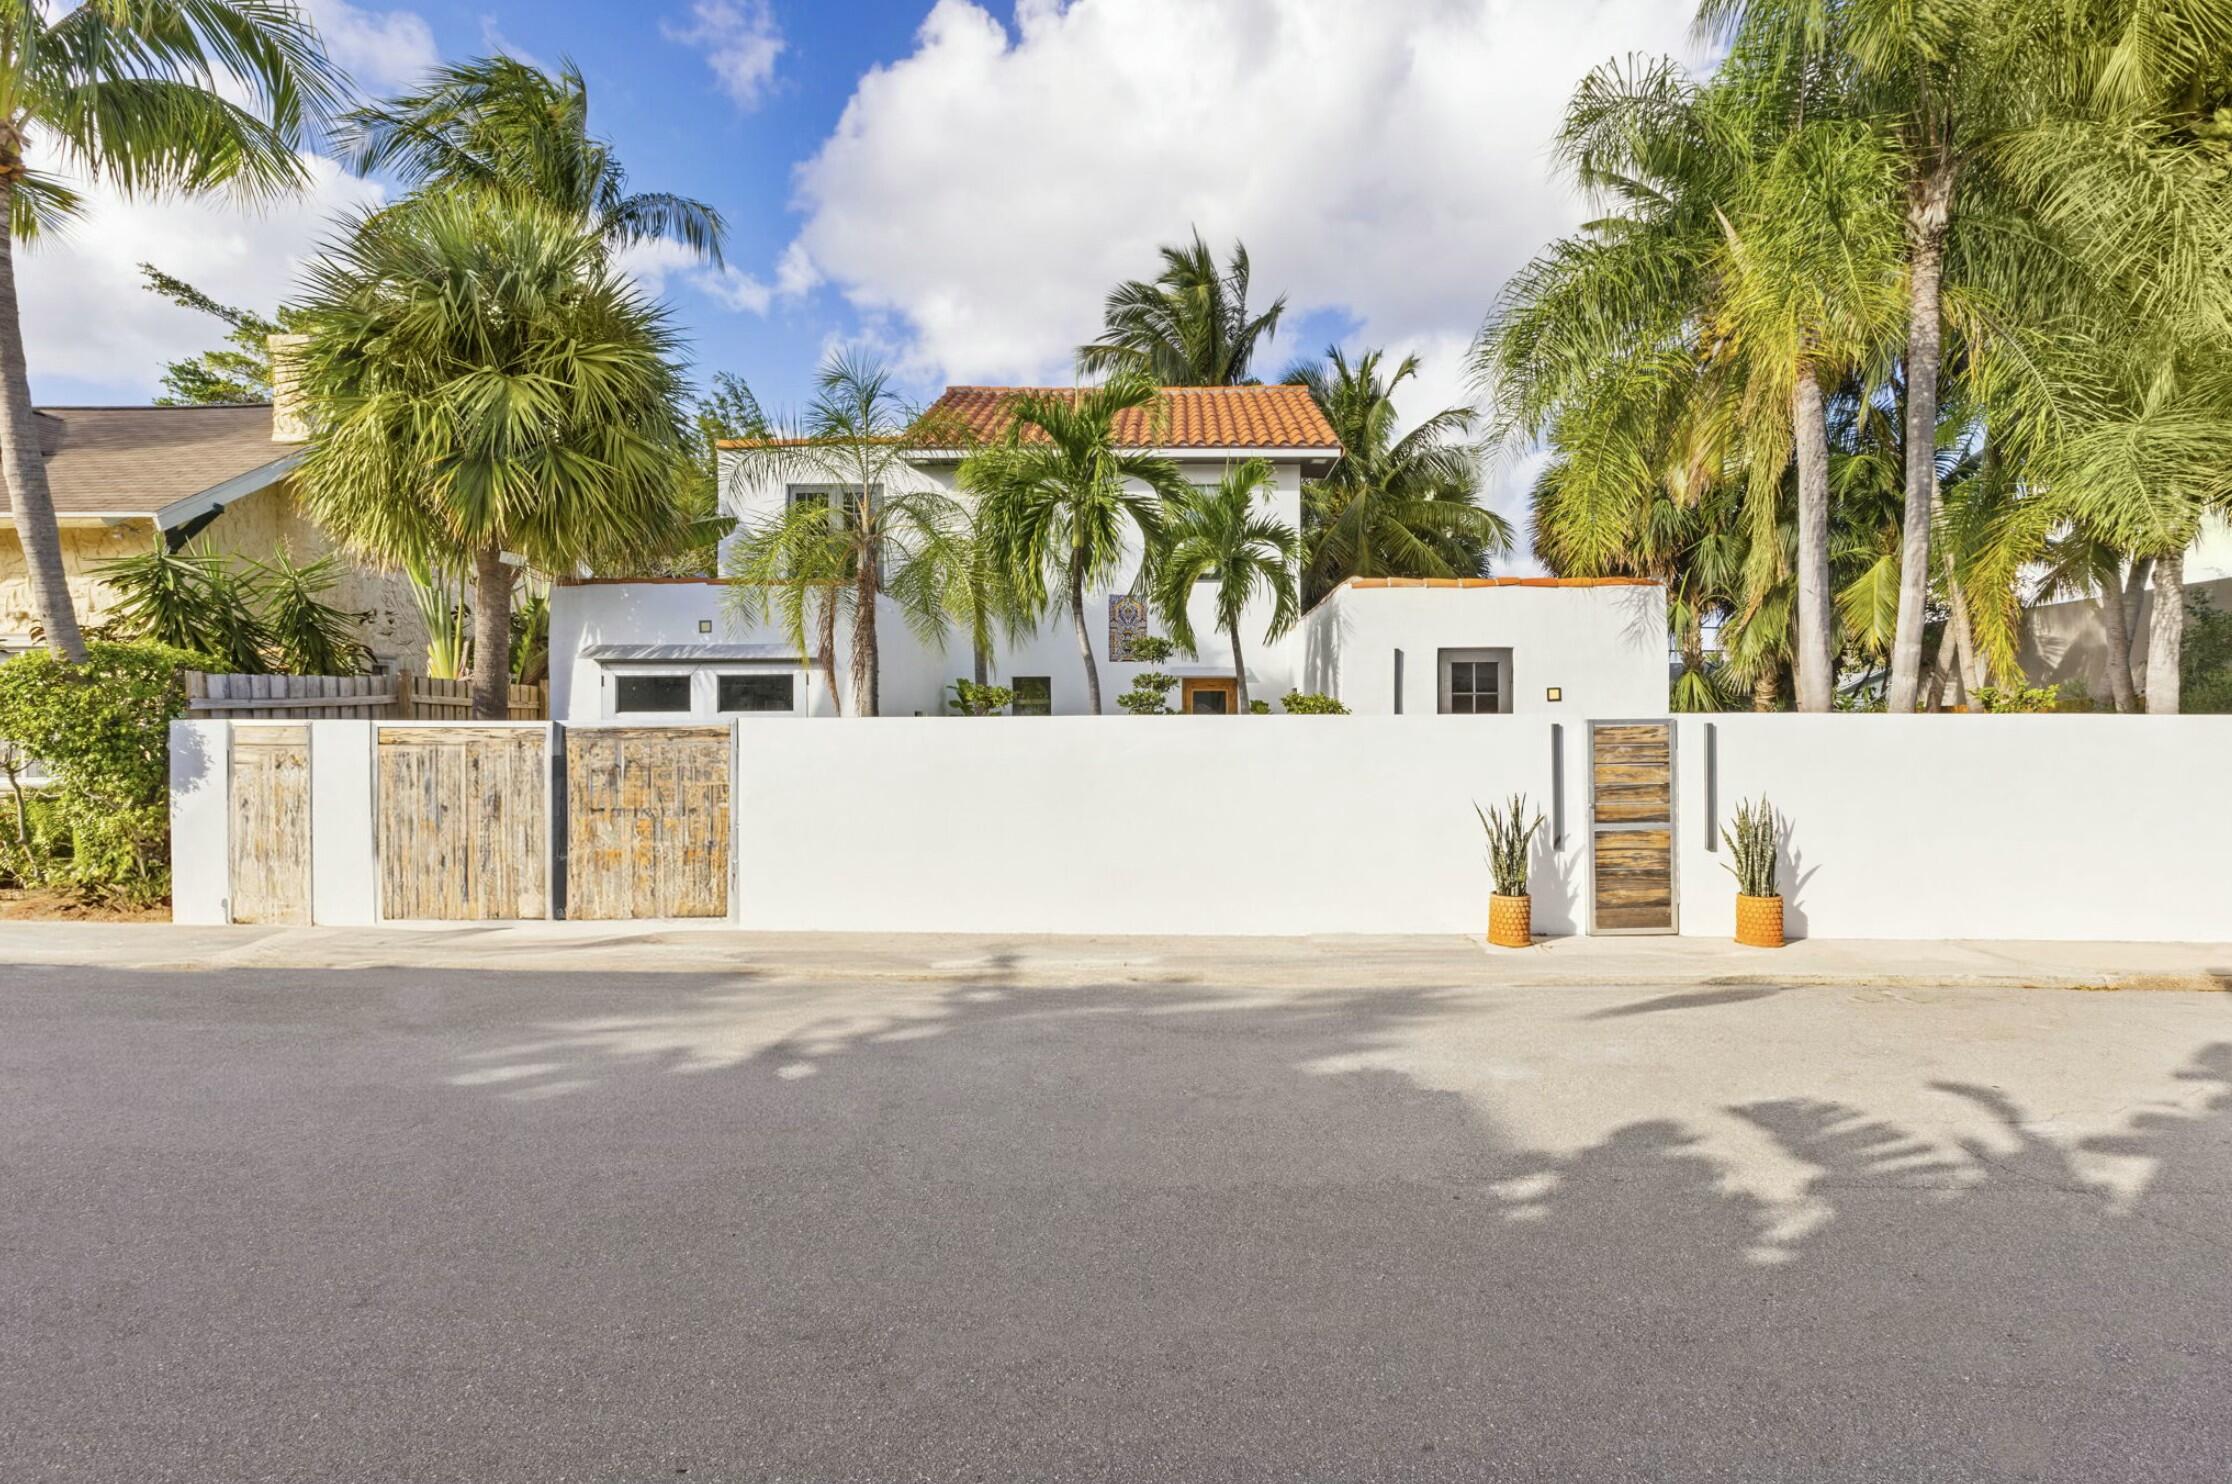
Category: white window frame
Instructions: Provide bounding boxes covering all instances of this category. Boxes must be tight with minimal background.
[605,668,699,719]
[711,668,803,717]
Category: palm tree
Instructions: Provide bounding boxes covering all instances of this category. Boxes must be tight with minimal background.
[1699,0,2232,711]
[1077,231,1286,384]
[1150,460,1300,712]
[725,353,966,717]
[961,372,1192,715]
[339,54,726,264]
[0,0,344,659]
[1288,347,1513,603]
[292,192,692,719]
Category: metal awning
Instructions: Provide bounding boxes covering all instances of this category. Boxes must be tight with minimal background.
[583,644,803,664]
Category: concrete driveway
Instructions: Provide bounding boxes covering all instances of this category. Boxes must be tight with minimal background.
[2,955,2228,1482]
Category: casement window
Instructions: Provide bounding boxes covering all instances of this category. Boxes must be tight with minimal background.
[613,673,693,714]
[1438,649,1512,715]
[717,673,794,713]
[1011,677,1052,716]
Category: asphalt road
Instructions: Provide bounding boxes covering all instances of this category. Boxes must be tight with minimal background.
[3,961,2229,1482]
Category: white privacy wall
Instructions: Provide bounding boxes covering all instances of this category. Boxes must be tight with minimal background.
[732,717,1585,936]
[1674,716,2232,941]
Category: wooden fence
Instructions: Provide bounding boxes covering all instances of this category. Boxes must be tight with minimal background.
[185,670,548,720]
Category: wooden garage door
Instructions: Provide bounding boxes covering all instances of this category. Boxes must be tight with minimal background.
[1589,721,1677,934]
[564,726,731,920]
[376,727,548,921]
[229,726,311,924]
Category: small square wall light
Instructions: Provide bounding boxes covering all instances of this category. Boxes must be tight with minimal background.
[698,619,713,635]
[1545,686,1563,703]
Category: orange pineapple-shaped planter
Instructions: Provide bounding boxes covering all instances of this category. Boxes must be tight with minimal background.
[1489,893,1534,949]
[1735,893,1785,949]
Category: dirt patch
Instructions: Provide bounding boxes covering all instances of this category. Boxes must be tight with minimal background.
[0,888,170,923]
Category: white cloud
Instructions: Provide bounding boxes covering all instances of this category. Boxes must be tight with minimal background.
[663,0,786,110]
[477,12,551,73]
[17,152,385,401]
[305,0,439,91]
[616,238,773,315]
[786,0,1698,563]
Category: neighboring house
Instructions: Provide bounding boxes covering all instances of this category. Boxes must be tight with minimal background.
[2019,514,2232,701]
[549,382,1671,720]
[4,400,425,668]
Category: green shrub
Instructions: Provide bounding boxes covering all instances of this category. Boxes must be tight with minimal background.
[2183,591,2232,713]
[1281,691,1350,714]
[1248,699,1270,715]
[948,679,1016,716]
[1117,634,1180,715]
[1974,683,2062,713]
[0,642,209,903]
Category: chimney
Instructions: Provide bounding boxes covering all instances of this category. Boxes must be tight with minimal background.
[268,333,312,444]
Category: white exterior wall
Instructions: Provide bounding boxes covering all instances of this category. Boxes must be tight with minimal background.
[1302,584,1671,716]
[1673,715,2232,941]
[550,579,870,721]
[175,714,2232,940]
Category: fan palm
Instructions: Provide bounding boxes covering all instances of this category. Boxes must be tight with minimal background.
[0,0,345,660]
[960,372,1192,715]
[1150,460,1300,712]
[1288,347,1513,603]
[292,192,693,719]
[725,353,967,717]
[339,54,725,264]
[1077,231,1285,385]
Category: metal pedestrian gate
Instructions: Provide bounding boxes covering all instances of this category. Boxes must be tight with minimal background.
[1587,720,1678,934]
[563,726,732,920]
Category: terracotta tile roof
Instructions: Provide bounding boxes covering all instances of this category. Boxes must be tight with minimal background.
[25,405,292,518]
[919,384,1341,452]
[1342,577,1661,590]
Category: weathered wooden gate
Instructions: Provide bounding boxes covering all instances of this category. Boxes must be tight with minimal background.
[228,726,312,924]
[375,727,548,921]
[564,726,732,920]
[1587,720,1678,934]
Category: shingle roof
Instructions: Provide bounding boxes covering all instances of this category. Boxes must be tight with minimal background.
[26,405,292,518]
[919,384,1341,452]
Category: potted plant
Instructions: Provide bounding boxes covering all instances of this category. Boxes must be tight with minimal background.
[1723,796,1784,948]
[1475,794,1545,949]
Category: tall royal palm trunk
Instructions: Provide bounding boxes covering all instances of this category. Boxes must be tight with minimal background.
[1886,161,1956,714]
[1792,364,1835,713]
[2145,551,2185,715]
[1068,563,1101,716]
[2098,564,2138,713]
[2120,555,2154,697]
[1228,625,1249,713]
[469,543,513,721]
[0,182,88,662]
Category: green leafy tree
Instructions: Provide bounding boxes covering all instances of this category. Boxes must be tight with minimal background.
[138,264,307,406]
[293,192,693,719]
[0,0,345,660]
[726,353,969,716]
[1114,634,1180,715]
[339,55,726,263]
[1077,230,1286,384]
[960,372,1192,715]
[1149,460,1300,713]
[1288,347,1513,604]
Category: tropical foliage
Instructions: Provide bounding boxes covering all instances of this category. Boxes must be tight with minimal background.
[1475,794,1545,897]
[0,641,212,902]
[961,371,1191,715]
[1149,460,1299,712]
[292,191,693,718]
[92,544,370,675]
[1287,347,1514,604]
[0,0,345,660]
[1077,230,1286,384]
[725,353,975,716]
[1721,796,1780,897]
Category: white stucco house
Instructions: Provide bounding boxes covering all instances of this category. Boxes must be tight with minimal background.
[549,383,1671,721]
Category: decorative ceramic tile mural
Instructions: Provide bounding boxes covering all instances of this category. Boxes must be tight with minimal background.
[1108,595,1151,661]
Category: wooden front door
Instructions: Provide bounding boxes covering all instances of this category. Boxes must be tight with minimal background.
[229,726,312,924]
[1182,678,1238,715]
[1587,720,1677,934]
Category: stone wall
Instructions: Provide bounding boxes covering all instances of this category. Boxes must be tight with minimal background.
[0,522,150,644]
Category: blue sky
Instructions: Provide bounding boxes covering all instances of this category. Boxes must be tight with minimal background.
[22,0,1700,515]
